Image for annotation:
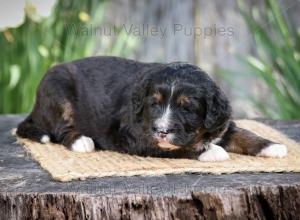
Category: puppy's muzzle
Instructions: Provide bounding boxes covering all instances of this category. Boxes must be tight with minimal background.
[152,126,175,139]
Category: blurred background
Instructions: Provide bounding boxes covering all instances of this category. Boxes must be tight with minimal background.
[0,0,300,119]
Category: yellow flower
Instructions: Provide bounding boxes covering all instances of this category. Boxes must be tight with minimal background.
[79,11,90,22]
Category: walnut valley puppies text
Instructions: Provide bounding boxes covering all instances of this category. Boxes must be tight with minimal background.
[65,23,235,39]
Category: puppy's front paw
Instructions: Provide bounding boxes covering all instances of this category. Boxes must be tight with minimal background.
[40,135,51,144]
[198,144,230,162]
[257,144,287,158]
[71,136,95,153]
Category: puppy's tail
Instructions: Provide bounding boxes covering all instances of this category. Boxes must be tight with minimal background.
[16,116,51,144]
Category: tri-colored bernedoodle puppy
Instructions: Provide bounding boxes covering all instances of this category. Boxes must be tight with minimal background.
[17,56,287,161]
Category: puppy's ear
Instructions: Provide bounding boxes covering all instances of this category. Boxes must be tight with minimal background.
[131,78,150,114]
[204,88,231,132]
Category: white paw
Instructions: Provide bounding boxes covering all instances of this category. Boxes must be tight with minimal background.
[71,136,95,153]
[198,144,230,162]
[257,144,287,158]
[11,128,17,136]
[40,135,50,144]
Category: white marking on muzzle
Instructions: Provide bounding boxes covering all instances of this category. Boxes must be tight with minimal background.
[155,104,172,132]
[154,83,175,132]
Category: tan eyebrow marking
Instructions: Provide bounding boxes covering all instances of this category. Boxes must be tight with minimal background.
[177,95,189,105]
[153,91,163,103]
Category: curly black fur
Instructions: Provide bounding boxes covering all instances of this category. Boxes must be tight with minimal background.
[17,56,276,159]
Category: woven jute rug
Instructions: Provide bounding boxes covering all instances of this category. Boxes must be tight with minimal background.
[15,120,300,182]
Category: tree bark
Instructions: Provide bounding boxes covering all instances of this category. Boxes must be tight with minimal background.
[1,185,300,220]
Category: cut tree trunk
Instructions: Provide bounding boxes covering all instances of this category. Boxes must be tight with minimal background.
[0,115,300,220]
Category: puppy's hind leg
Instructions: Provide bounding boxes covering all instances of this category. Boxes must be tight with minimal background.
[219,121,287,158]
[16,116,51,144]
[56,123,95,153]
[54,101,95,153]
[66,133,95,153]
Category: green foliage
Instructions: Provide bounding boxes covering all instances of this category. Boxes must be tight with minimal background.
[0,0,138,114]
[221,0,300,119]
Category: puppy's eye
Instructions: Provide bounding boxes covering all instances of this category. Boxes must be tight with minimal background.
[149,97,160,107]
[183,106,192,113]
[182,102,197,113]
[150,101,159,107]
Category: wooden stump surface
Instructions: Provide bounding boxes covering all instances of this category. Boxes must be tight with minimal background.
[0,115,300,219]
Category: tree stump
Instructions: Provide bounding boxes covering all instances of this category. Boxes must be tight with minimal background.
[0,115,300,219]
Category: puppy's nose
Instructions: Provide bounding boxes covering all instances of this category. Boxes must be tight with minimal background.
[158,131,168,138]
[153,127,174,138]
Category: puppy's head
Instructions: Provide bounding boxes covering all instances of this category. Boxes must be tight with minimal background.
[131,63,231,149]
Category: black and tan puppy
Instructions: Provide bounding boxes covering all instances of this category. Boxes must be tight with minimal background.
[17,56,287,161]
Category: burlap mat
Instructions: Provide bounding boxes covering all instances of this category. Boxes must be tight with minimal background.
[16,120,300,182]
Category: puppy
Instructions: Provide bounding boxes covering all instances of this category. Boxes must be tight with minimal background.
[16,56,287,161]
